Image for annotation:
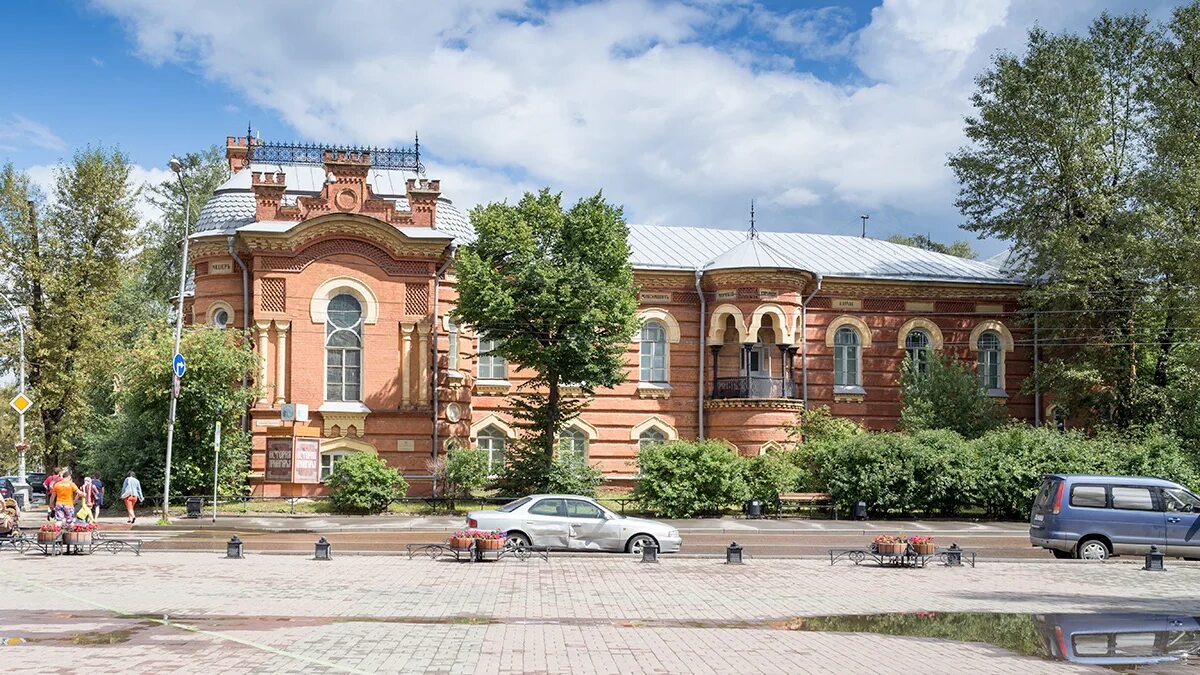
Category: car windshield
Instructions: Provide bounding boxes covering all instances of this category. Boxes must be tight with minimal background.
[497,497,532,513]
[1163,488,1200,512]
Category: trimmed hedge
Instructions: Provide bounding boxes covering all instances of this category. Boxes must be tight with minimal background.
[630,425,1198,520]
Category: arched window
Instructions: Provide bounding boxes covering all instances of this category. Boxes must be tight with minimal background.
[446,317,459,371]
[476,425,507,473]
[640,321,668,383]
[638,427,668,450]
[978,331,1002,390]
[558,426,588,461]
[325,293,363,401]
[1052,406,1068,432]
[905,329,931,374]
[833,326,861,387]
[477,335,507,380]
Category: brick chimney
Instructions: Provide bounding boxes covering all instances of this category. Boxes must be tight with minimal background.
[226,136,251,173]
[406,178,441,229]
[251,171,288,220]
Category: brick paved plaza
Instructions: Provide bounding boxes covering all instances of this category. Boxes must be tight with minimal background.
[2,552,1198,673]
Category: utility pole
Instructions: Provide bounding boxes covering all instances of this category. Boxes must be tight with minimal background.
[1,293,30,507]
[163,158,192,523]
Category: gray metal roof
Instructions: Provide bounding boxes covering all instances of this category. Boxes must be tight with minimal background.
[193,164,472,242]
[629,224,1018,284]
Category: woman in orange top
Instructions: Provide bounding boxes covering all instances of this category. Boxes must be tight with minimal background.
[49,469,81,522]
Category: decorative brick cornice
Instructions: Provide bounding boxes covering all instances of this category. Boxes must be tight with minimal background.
[633,271,695,289]
[703,270,812,290]
[820,279,1022,300]
[238,214,450,259]
[704,398,805,411]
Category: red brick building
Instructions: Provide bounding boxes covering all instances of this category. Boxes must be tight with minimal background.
[189,137,1031,496]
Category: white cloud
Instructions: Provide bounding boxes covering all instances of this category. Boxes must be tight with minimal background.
[24,162,174,226]
[90,0,1181,251]
[0,115,67,152]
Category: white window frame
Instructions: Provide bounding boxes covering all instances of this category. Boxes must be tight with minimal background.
[905,329,931,374]
[978,331,1002,392]
[325,293,364,402]
[637,427,668,450]
[477,335,507,381]
[639,320,669,383]
[446,317,460,372]
[833,326,861,388]
[320,451,354,482]
[476,425,507,474]
[558,426,589,462]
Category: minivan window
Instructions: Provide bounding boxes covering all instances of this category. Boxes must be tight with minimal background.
[1163,488,1200,512]
[1111,486,1155,511]
[1034,479,1057,510]
[1070,485,1107,508]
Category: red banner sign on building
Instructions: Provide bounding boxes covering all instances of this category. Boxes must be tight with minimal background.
[265,437,294,483]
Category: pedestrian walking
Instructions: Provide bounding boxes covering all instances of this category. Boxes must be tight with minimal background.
[82,476,101,522]
[121,471,143,524]
[42,467,61,493]
[93,476,105,510]
[48,469,80,523]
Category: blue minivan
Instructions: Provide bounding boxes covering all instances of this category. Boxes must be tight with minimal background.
[1029,474,1200,560]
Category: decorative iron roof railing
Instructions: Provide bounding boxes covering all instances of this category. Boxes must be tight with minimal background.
[249,140,423,173]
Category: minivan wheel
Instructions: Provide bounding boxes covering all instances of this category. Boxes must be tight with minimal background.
[1077,538,1110,561]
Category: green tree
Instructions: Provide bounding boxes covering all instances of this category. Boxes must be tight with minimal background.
[0,150,138,468]
[947,10,1200,431]
[140,147,229,303]
[885,233,977,259]
[453,189,639,488]
[898,352,1006,438]
[327,452,408,514]
[81,325,258,497]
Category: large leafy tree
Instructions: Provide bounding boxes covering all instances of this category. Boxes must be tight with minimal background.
[948,12,1174,429]
[0,150,138,467]
[140,147,229,304]
[81,325,258,496]
[453,189,639,489]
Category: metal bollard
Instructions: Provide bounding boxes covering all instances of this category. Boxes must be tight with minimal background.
[225,535,244,559]
[726,541,744,564]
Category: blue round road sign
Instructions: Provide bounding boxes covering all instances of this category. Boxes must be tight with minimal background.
[173,353,187,378]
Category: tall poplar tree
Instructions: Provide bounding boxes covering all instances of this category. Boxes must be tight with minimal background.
[0,149,138,467]
[453,189,639,489]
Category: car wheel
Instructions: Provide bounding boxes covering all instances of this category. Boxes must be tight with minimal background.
[627,534,657,555]
[1051,549,1073,560]
[505,531,531,549]
[1076,538,1110,561]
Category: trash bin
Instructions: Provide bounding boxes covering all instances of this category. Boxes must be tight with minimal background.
[186,497,203,519]
[854,501,868,520]
[746,499,762,519]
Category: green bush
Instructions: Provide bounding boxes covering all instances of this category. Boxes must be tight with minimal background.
[327,452,408,514]
[743,451,800,507]
[632,440,748,517]
[545,453,604,496]
[899,352,1006,439]
[442,445,490,497]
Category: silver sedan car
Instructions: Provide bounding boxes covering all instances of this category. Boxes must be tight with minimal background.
[467,494,682,554]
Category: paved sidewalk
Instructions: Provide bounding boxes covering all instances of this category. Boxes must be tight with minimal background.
[4,553,1196,673]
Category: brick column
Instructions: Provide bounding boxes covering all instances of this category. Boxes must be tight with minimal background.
[255,320,271,406]
[274,320,290,406]
[417,322,431,404]
[401,323,414,407]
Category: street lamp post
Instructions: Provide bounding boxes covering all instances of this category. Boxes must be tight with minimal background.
[162,157,192,522]
[1,294,29,507]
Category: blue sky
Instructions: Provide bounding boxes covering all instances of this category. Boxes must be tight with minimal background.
[1,0,1184,256]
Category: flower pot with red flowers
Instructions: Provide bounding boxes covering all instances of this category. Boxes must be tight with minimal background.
[63,522,96,546]
[873,535,907,556]
[909,536,934,555]
[449,530,475,549]
[476,530,505,551]
[38,522,62,544]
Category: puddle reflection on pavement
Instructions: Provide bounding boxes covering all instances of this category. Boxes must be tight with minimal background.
[785,612,1200,670]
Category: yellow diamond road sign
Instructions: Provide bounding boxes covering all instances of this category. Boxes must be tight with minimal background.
[10,393,32,414]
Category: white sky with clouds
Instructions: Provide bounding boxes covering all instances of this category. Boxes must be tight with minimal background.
[21,0,1184,255]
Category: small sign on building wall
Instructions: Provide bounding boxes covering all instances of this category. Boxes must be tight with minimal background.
[293,438,320,484]
[396,439,416,453]
[757,289,778,299]
[209,260,233,275]
[716,290,737,300]
[833,298,862,310]
[265,437,293,483]
[638,292,672,303]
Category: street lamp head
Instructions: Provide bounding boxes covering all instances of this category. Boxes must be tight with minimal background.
[169,157,184,174]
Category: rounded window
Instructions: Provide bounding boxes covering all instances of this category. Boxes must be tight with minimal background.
[212,308,230,329]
